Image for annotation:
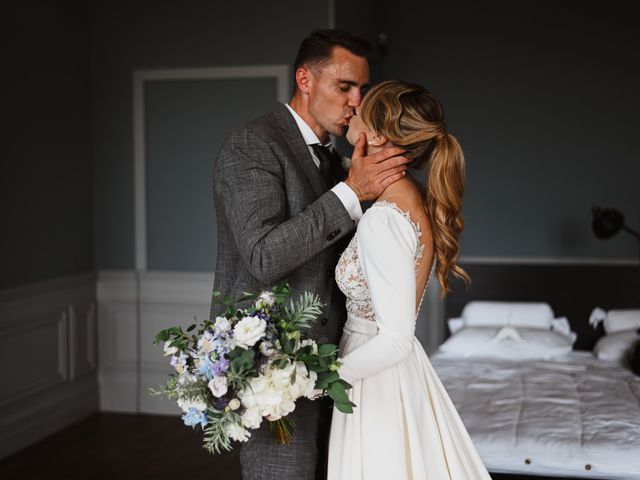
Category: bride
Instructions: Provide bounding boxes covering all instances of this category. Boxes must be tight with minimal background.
[328,80,491,479]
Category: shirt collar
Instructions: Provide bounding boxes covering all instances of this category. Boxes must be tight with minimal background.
[285,103,332,148]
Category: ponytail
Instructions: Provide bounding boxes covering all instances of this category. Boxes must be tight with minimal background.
[425,132,469,296]
[360,80,470,295]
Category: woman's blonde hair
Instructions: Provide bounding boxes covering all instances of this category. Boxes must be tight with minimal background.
[360,80,469,295]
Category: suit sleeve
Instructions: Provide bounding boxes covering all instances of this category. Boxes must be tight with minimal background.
[214,127,355,284]
[338,206,418,382]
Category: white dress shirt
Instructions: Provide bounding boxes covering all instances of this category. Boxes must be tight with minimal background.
[285,104,363,223]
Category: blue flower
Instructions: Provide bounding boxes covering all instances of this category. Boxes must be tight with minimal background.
[196,354,215,379]
[197,353,230,379]
[212,356,229,376]
[182,407,208,428]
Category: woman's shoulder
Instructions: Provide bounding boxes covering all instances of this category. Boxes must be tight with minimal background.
[360,198,420,245]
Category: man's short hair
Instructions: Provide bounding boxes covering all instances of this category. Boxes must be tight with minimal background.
[293,29,372,73]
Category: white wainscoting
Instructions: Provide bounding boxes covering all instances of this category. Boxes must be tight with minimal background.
[95,269,446,416]
[0,273,99,460]
[97,270,213,416]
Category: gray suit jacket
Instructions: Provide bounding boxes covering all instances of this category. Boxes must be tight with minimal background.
[210,102,355,479]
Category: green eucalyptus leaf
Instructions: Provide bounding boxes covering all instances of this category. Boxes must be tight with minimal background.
[315,371,339,390]
[327,382,350,404]
[336,379,353,390]
[318,343,337,357]
[296,354,316,364]
[307,363,324,372]
[154,330,171,343]
[277,358,289,369]
[284,338,296,355]
[335,401,354,414]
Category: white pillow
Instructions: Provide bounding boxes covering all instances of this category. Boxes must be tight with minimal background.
[593,331,639,363]
[438,326,498,355]
[461,301,554,329]
[447,317,465,334]
[604,309,640,334]
[437,326,574,361]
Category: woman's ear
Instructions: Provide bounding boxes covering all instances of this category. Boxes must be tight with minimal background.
[369,132,388,147]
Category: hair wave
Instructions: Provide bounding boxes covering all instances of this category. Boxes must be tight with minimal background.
[361,80,470,295]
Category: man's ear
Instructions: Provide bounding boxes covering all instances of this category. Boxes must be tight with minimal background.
[295,67,312,94]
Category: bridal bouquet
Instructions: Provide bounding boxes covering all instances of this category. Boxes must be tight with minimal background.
[150,282,354,454]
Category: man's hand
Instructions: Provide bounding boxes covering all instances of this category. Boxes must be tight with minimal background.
[344,133,410,201]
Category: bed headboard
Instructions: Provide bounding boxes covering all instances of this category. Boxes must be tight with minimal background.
[445,263,640,351]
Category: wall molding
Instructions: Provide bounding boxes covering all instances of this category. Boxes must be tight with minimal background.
[132,65,290,271]
[460,255,639,266]
[0,273,98,460]
[95,257,638,416]
[97,270,213,415]
[4,258,633,451]
[95,268,446,413]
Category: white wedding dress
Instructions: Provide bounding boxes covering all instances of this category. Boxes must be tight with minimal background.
[327,201,491,480]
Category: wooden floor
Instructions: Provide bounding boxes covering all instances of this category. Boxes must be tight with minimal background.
[0,413,241,480]
[0,413,595,480]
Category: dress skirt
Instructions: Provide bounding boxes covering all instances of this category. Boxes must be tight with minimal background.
[327,315,492,480]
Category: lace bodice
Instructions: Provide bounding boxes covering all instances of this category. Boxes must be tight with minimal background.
[335,201,425,322]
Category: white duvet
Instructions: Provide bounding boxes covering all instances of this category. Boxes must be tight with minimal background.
[430,351,640,479]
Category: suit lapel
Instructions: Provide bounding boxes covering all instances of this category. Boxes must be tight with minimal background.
[272,103,326,197]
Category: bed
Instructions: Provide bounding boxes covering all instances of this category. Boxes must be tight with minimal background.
[429,263,640,480]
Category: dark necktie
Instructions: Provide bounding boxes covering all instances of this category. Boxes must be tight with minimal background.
[311,143,340,187]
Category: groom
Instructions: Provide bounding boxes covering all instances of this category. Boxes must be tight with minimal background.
[210,29,407,479]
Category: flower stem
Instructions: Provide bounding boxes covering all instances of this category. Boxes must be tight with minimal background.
[267,417,296,445]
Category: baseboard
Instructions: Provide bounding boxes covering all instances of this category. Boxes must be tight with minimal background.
[0,272,98,460]
[0,376,99,460]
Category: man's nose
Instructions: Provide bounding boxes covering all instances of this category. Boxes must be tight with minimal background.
[348,90,362,107]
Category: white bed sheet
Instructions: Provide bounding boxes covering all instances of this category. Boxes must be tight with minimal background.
[430,351,640,479]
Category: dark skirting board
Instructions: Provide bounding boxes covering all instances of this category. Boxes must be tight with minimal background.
[445,262,640,351]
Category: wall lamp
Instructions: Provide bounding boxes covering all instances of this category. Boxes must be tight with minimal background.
[591,206,640,262]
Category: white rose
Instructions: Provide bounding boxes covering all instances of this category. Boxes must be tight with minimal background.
[264,389,296,421]
[237,375,267,409]
[233,316,267,349]
[256,291,276,309]
[208,376,228,398]
[289,362,318,399]
[269,362,296,390]
[228,398,241,411]
[300,371,320,399]
[254,385,283,411]
[170,352,188,374]
[197,331,215,354]
[241,407,263,429]
[226,422,250,442]
[177,396,207,413]
[214,316,232,333]
[163,340,178,356]
[308,387,324,400]
[299,339,318,355]
[177,373,197,385]
[259,341,276,357]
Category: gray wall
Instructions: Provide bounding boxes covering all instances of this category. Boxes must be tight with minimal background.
[145,77,278,271]
[5,1,639,292]
[377,0,640,260]
[2,3,93,290]
[91,0,332,271]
